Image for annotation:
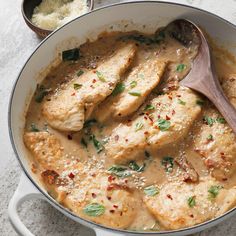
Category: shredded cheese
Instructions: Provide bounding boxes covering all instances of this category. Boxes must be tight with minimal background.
[31,0,89,30]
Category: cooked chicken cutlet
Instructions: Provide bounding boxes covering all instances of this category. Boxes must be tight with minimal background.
[106,87,202,163]
[95,60,167,122]
[42,43,136,132]
[144,178,236,230]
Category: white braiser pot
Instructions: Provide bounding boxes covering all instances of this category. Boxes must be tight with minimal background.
[8,1,236,236]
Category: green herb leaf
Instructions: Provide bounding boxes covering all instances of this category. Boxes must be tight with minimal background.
[208,185,223,199]
[135,122,143,132]
[90,134,104,153]
[178,99,186,105]
[144,185,159,196]
[216,117,226,124]
[84,119,97,128]
[128,91,141,96]
[83,203,105,216]
[196,99,205,106]
[176,64,186,72]
[108,165,131,178]
[73,83,82,90]
[81,137,87,147]
[156,118,171,131]
[207,134,213,141]
[30,123,39,132]
[203,116,215,126]
[112,83,125,96]
[96,71,106,82]
[161,156,174,172]
[129,161,146,172]
[130,81,137,88]
[187,196,196,208]
[144,104,155,111]
[35,85,49,103]
[62,48,80,61]
[77,70,84,77]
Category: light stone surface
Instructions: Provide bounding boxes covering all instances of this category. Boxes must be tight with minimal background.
[1,0,236,235]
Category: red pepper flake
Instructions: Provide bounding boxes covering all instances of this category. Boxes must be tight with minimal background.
[154,126,159,129]
[144,131,149,135]
[177,94,181,97]
[110,210,115,213]
[108,175,115,182]
[124,179,128,184]
[157,115,161,119]
[113,205,118,208]
[114,135,119,141]
[107,185,114,191]
[107,196,112,200]
[92,193,97,198]
[220,152,225,156]
[168,95,173,100]
[190,214,194,218]
[172,110,176,115]
[71,92,76,96]
[125,138,128,142]
[222,178,228,181]
[120,212,123,216]
[68,172,75,179]
[148,116,154,122]
[166,115,171,120]
[144,116,148,120]
[67,134,73,140]
[92,79,97,83]
[204,159,215,168]
[91,173,96,177]
[90,85,94,88]
[167,194,173,200]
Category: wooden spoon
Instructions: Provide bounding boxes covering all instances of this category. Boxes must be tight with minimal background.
[167,19,236,134]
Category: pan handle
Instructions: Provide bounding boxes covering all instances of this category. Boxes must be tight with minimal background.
[94,228,125,236]
[8,173,45,236]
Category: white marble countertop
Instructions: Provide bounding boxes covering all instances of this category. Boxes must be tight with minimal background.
[1,0,236,235]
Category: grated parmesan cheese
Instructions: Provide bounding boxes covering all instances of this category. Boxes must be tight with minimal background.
[31,0,89,30]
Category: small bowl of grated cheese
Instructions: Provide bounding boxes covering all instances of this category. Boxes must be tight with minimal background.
[22,0,94,38]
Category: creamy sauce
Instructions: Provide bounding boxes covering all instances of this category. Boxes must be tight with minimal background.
[24,29,236,231]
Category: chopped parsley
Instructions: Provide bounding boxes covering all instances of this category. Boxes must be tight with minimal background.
[187,196,196,208]
[96,71,106,82]
[129,160,146,172]
[83,203,105,216]
[156,118,171,131]
[128,91,141,96]
[73,83,82,90]
[35,85,49,103]
[30,123,39,132]
[76,70,84,77]
[207,134,213,141]
[112,83,125,96]
[196,99,205,106]
[176,64,186,72]
[216,117,226,124]
[144,104,155,111]
[108,165,131,178]
[90,134,104,153]
[178,99,186,105]
[203,116,215,126]
[161,156,174,172]
[208,185,223,199]
[135,122,143,132]
[144,186,159,196]
[62,48,80,61]
[130,81,137,88]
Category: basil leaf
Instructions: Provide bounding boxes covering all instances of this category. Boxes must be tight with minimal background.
[187,196,196,208]
[73,83,82,90]
[128,91,141,96]
[62,48,80,61]
[176,64,186,72]
[77,70,84,77]
[112,83,125,96]
[203,116,215,126]
[216,117,226,124]
[144,104,155,111]
[161,156,174,172]
[208,185,223,199]
[144,185,159,196]
[196,99,204,106]
[90,135,104,153]
[96,71,106,82]
[135,122,143,132]
[84,119,97,128]
[83,203,105,216]
[35,85,49,103]
[30,123,39,132]
[130,81,137,88]
[178,99,186,105]
[129,161,146,172]
[108,165,131,178]
[156,118,171,131]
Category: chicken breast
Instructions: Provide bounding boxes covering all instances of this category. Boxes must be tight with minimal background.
[144,178,236,230]
[42,43,136,132]
[94,60,167,122]
[106,87,202,163]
